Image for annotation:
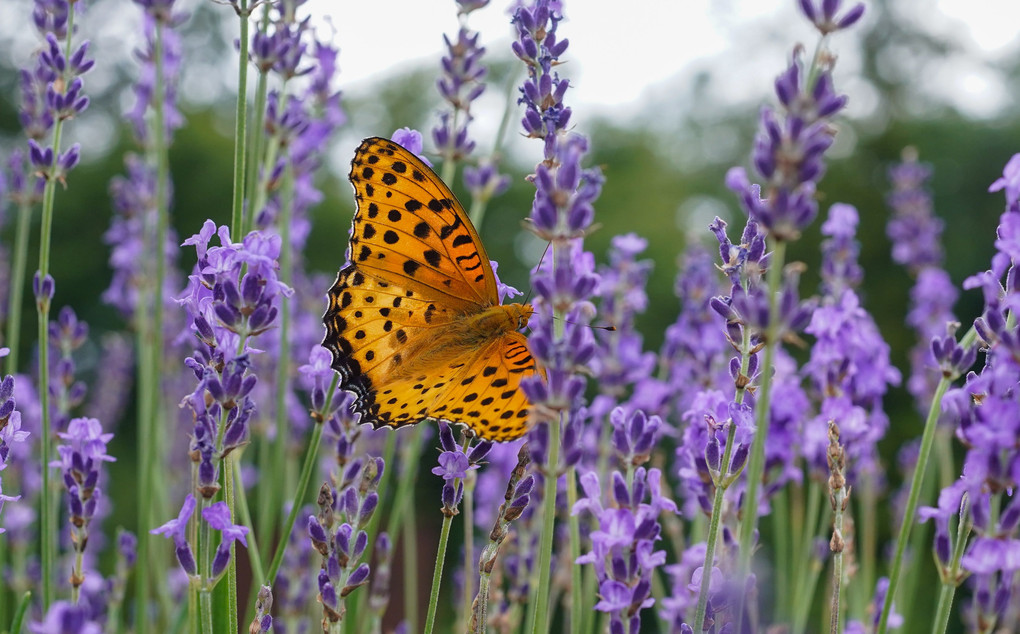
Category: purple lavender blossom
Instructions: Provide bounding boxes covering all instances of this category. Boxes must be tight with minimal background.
[519,135,603,446]
[277,505,316,628]
[799,0,866,35]
[804,205,900,482]
[19,6,94,184]
[660,244,730,419]
[927,152,1020,633]
[151,494,197,575]
[48,306,89,432]
[886,150,959,413]
[202,501,250,578]
[590,235,657,402]
[391,128,431,167]
[0,367,30,533]
[573,462,677,633]
[84,333,134,427]
[308,450,383,624]
[433,421,492,516]
[433,23,485,164]
[725,32,853,241]
[126,0,186,142]
[30,600,102,634]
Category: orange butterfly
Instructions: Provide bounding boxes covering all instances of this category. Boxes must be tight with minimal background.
[322,137,539,442]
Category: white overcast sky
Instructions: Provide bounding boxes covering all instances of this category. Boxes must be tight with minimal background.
[310,0,1020,121]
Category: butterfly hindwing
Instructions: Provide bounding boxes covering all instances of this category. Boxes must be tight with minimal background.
[431,333,537,442]
[323,266,460,398]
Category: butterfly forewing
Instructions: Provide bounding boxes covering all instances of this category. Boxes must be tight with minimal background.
[348,137,498,307]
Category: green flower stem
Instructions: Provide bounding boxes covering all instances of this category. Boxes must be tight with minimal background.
[566,466,584,634]
[4,198,32,375]
[473,570,492,634]
[771,487,791,621]
[266,398,329,583]
[931,497,971,634]
[224,456,239,633]
[377,426,428,632]
[791,480,826,634]
[734,239,788,630]
[692,296,758,632]
[528,412,562,634]
[232,458,266,584]
[36,74,66,621]
[856,477,877,619]
[876,323,974,634]
[692,423,739,632]
[440,109,461,186]
[11,591,31,634]
[243,51,270,229]
[385,428,426,536]
[199,584,213,634]
[403,497,419,633]
[138,20,173,629]
[265,163,294,540]
[461,470,477,631]
[424,506,456,634]
[230,0,251,240]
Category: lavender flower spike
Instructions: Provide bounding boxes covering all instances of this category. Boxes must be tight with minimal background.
[726,41,852,241]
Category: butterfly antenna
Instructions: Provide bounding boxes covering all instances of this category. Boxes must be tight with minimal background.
[554,316,617,332]
[521,242,552,306]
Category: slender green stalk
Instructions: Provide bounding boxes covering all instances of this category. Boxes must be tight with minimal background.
[692,423,739,632]
[138,20,173,629]
[243,39,270,228]
[424,511,456,634]
[4,198,32,375]
[440,110,460,186]
[771,487,791,621]
[931,497,971,634]
[10,591,31,634]
[403,499,420,633]
[461,470,477,631]
[856,477,877,620]
[224,455,239,634]
[230,0,251,239]
[528,413,562,634]
[931,583,955,634]
[134,316,154,631]
[385,426,427,535]
[199,585,213,634]
[36,73,65,621]
[232,458,266,584]
[565,467,584,634]
[876,377,952,634]
[266,415,327,583]
[267,163,293,539]
[733,240,788,632]
[791,480,826,634]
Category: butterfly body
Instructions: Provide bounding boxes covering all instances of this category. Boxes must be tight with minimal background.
[322,137,539,442]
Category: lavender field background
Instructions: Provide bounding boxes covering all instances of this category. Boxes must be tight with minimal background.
[0,0,1018,632]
